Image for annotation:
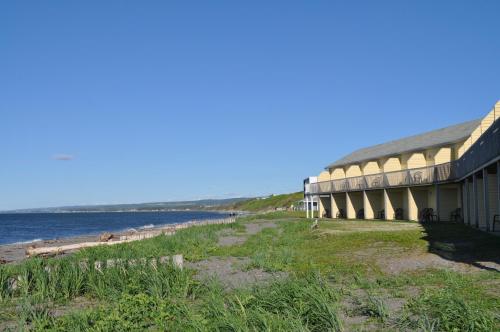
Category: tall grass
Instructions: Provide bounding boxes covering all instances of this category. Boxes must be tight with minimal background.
[399,272,498,331]
[18,272,342,331]
[1,213,499,331]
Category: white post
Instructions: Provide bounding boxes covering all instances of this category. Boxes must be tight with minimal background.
[306,196,309,218]
[173,254,184,270]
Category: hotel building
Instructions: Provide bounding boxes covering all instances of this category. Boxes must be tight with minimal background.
[304,101,500,232]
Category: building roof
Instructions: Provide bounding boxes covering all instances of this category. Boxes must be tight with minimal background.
[326,119,481,170]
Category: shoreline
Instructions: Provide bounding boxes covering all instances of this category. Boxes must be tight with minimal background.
[0,214,242,264]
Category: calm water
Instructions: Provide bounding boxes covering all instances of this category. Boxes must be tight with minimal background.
[0,211,228,245]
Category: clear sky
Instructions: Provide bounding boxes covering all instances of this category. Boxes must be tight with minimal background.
[1,1,499,210]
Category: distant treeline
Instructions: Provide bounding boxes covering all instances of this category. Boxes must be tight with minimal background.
[5,198,251,213]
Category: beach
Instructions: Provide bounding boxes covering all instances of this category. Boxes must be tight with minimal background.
[0,215,237,264]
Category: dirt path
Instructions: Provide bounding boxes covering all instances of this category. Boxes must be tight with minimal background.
[217,221,277,247]
[187,257,287,289]
[188,221,285,289]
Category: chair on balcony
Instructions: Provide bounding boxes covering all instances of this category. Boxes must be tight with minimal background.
[413,171,423,184]
[377,209,385,220]
[394,208,404,220]
[450,208,462,223]
[356,208,364,220]
[371,178,381,188]
[336,209,345,219]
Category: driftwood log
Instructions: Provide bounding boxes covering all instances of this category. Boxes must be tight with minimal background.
[99,232,114,242]
[26,217,236,257]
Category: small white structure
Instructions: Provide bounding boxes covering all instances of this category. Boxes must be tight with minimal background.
[303,177,319,218]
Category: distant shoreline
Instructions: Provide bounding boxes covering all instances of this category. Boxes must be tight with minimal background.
[0,212,244,264]
[0,209,234,214]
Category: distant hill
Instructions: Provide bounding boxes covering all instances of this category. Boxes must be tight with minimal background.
[221,192,303,212]
[3,193,304,213]
[3,198,252,213]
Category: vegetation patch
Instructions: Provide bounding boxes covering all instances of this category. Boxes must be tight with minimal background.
[0,211,499,331]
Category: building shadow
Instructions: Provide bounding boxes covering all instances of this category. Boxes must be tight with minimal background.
[419,221,500,272]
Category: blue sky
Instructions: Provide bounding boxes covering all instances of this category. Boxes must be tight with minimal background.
[0,1,499,210]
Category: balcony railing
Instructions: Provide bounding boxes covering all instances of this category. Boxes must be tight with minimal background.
[309,162,455,194]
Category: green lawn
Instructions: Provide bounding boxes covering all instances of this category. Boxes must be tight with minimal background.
[1,212,499,331]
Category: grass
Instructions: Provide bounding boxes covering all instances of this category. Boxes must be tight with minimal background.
[0,212,499,331]
[225,192,304,212]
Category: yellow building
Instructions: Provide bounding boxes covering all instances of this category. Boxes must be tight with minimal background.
[304,100,500,232]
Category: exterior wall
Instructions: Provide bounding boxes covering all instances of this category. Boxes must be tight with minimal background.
[481,110,495,132]
[319,196,331,218]
[364,190,383,219]
[318,171,331,182]
[382,157,402,172]
[470,126,482,146]
[460,139,473,158]
[332,193,346,218]
[345,165,362,178]
[455,140,467,159]
[440,186,459,221]
[318,197,325,218]
[331,168,346,180]
[433,147,452,165]
[347,191,363,219]
[385,189,404,220]
[403,152,427,169]
[486,173,498,228]
[362,161,381,175]
[408,187,428,221]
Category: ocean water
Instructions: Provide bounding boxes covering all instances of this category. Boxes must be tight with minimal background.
[0,211,228,245]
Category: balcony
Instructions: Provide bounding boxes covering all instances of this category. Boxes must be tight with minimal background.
[308,162,456,194]
[306,114,500,195]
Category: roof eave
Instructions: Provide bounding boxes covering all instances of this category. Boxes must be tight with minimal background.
[324,136,469,171]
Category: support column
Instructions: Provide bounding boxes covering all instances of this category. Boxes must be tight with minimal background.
[407,188,418,221]
[497,161,500,219]
[483,168,490,231]
[464,178,470,226]
[346,192,355,219]
[459,182,464,223]
[473,172,479,228]
[363,191,373,219]
[318,196,325,219]
[435,184,441,222]
[330,193,338,219]
[383,189,394,220]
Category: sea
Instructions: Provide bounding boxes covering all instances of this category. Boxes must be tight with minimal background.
[0,211,229,245]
